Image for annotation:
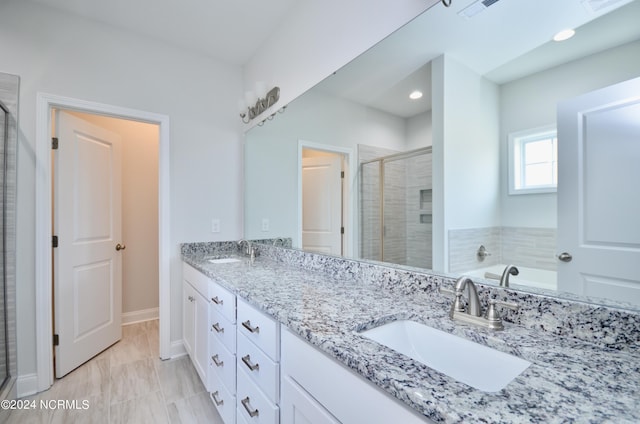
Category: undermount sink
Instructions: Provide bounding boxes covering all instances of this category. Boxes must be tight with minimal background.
[207,257,242,264]
[359,320,530,392]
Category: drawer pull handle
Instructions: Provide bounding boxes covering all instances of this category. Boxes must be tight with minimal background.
[187,296,195,302]
[211,296,223,305]
[212,354,224,367]
[212,323,224,333]
[211,391,224,406]
[241,396,259,417]
[242,320,260,334]
[241,354,260,371]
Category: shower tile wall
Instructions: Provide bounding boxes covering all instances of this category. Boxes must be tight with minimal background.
[502,227,557,271]
[448,226,557,273]
[359,145,398,262]
[448,227,501,273]
[405,152,432,269]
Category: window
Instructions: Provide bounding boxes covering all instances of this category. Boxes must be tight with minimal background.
[508,125,557,195]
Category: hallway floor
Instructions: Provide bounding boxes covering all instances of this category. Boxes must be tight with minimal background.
[1,320,223,423]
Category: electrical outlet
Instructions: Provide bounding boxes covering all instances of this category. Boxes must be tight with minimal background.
[211,219,221,233]
[261,218,269,232]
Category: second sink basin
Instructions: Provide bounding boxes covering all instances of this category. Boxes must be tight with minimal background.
[207,257,242,264]
[359,320,530,392]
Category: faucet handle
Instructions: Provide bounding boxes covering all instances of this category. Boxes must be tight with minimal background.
[485,299,519,323]
[438,286,455,296]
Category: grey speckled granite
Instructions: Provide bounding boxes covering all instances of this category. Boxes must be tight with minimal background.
[181,241,640,423]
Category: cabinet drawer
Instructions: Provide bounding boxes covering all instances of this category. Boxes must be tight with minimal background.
[183,263,210,298]
[237,298,280,361]
[210,308,236,353]
[237,332,279,404]
[210,380,236,424]
[210,281,236,323]
[237,368,279,424]
[209,339,236,393]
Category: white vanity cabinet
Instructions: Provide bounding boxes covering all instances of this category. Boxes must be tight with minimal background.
[236,298,281,424]
[280,326,432,424]
[183,263,238,424]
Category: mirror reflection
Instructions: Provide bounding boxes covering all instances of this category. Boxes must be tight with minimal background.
[244,0,640,307]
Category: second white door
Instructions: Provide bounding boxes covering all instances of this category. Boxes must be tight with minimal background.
[557,76,640,305]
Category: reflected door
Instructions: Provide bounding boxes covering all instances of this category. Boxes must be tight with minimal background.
[557,76,640,305]
[302,155,343,255]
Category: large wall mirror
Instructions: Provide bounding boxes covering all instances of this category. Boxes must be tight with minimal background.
[244,0,640,308]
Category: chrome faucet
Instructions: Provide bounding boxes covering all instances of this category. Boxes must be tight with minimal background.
[237,239,252,256]
[452,277,482,317]
[499,265,519,287]
[439,276,519,331]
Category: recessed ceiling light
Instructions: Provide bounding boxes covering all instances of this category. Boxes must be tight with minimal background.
[553,29,576,42]
[409,90,423,100]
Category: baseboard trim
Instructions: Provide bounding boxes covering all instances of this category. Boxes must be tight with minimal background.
[122,307,159,325]
[170,340,187,359]
[16,373,38,398]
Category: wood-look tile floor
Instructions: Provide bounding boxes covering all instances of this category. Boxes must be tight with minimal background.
[1,320,223,423]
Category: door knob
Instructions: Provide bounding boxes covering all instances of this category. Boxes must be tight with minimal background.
[116,243,126,251]
[557,252,572,262]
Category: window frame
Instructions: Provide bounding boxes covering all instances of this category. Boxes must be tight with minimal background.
[508,124,558,195]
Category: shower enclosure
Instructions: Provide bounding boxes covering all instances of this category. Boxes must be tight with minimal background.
[0,72,18,400]
[360,147,432,269]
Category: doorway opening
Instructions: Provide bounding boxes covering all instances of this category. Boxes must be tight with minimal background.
[35,93,171,393]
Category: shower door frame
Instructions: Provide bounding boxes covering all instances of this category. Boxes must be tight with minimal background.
[360,146,432,263]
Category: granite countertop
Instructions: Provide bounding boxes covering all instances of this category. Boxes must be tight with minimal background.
[182,252,640,423]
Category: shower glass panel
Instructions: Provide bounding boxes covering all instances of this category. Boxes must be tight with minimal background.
[0,102,7,392]
[360,147,432,269]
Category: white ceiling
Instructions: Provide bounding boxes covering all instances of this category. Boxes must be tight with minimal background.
[28,0,298,65]
[316,0,640,118]
[26,0,640,117]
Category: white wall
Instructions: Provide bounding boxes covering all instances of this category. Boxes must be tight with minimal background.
[0,0,243,381]
[242,0,440,127]
[244,90,407,241]
[70,112,160,317]
[406,111,433,150]
[432,55,501,272]
[500,39,640,228]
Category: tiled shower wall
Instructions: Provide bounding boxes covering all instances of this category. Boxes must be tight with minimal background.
[448,226,557,273]
[359,145,432,268]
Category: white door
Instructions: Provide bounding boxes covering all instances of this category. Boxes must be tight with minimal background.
[302,155,342,255]
[557,76,640,305]
[54,111,123,377]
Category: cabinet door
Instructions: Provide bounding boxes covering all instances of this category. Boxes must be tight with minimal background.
[281,375,339,424]
[182,281,196,357]
[193,290,210,383]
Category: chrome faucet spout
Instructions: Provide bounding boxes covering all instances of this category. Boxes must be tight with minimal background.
[454,276,482,317]
[237,239,252,256]
[500,265,519,287]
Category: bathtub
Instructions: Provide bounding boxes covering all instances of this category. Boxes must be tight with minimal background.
[464,264,557,291]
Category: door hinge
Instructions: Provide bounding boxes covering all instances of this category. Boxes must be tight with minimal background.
[52,235,58,248]
[341,171,344,178]
[52,137,59,150]
[53,334,59,346]
[341,227,345,234]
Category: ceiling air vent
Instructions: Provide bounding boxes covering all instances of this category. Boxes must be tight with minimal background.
[581,0,633,14]
[458,0,502,19]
